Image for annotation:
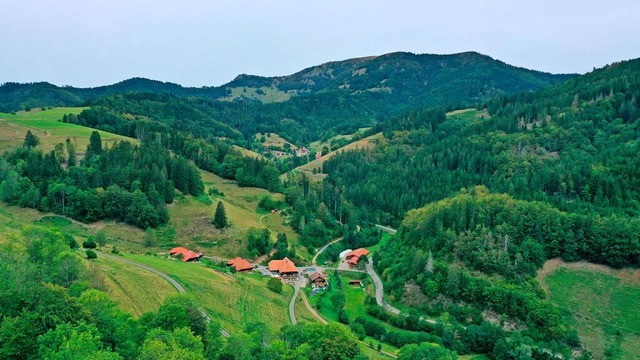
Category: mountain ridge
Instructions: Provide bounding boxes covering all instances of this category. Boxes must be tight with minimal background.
[0,51,577,113]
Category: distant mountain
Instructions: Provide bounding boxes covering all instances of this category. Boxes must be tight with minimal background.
[0,51,575,113]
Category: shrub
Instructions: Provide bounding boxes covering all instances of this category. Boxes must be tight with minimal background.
[86,250,97,260]
[83,240,97,249]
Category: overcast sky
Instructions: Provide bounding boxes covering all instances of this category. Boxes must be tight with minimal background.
[1,0,639,88]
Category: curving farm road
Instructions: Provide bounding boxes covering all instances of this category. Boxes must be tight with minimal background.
[312,236,343,266]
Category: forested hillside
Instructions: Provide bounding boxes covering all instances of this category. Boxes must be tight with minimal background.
[321,58,640,225]
[1,52,573,144]
[292,57,640,358]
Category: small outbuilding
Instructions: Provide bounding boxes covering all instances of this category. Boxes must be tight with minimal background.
[348,279,363,287]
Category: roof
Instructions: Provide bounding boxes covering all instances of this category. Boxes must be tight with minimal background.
[228,257,253,272]
[347,248,370,258]
[349,280,362,285]
[309,272,327,282]
[170,247,189,255]
[169,247,203,262]
[348,257,359,265]
[268,257,299,273]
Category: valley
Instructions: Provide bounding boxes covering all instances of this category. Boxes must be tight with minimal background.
[0,52,639,360]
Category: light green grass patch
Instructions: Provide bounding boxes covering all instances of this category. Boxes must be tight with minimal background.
[546,267,640,360]
[0,107,135,153]
[92,255,177,316]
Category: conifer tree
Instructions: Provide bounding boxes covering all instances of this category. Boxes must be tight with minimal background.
[23,130,39,148]
[213,201,228,229]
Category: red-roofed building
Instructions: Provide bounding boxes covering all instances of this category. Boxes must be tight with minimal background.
[346,248,370,268]
[268,257,299,278]
[169,247,203,262]
[226,257,253,272]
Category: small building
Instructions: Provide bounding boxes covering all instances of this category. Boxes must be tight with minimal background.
[169,247,204,262]
[309,272,327,288]
[349,280,363,287]
[268,257,299,279]
[226,257,253,272]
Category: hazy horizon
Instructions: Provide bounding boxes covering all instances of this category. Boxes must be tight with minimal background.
[2,0,639,88]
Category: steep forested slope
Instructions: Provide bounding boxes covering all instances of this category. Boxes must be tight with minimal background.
[322,58,640,225]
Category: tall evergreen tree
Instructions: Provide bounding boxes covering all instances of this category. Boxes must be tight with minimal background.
[23,130,39,148]
[212,201,229,229]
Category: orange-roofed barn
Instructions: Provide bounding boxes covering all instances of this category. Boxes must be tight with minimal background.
[345,248,369,268]
[169,247,203,262]
[226,257,253,272]
[268,257,299,275]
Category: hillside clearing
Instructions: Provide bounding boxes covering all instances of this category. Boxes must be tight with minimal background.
[288,132,384,181]
[538,259,640,360]
[0,107,135,152]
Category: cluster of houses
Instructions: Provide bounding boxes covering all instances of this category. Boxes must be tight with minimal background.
[271,146,313,159]
[169,247,371,290]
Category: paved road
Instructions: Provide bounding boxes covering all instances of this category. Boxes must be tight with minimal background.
[366,257,400,315]
[312,236,344,266]
[375,224,398,235]
[96,251,231,337]
[289,284,300,325]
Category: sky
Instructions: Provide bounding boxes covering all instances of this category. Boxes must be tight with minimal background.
[1,0,639,88]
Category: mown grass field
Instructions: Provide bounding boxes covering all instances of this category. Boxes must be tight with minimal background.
[539,260,640,360]
[92,255,177,316]
[0,107,135,152]
[125,254,293,335]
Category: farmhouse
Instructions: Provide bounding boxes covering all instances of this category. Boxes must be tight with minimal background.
[226,257,253,272]
[309,272,327,288]
[169,247,203,262]
[268,257,299,278]
[346,248,370,267]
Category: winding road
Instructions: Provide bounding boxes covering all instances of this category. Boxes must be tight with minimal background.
[96,251,231,337]
[312,236,344,265]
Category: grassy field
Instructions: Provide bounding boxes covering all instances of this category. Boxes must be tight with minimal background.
[92,255,178,316]
[233,145,264,159]
[253,132,296,149]
[290,132,384,181]
[125,254,293,335]
[446,108,490,122]
[539,259,640,360]
[0,107,135,153]
[308,127,371,154]
[220,86,292,103]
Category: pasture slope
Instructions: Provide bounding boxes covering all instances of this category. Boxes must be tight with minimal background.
[538,259,640,360]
